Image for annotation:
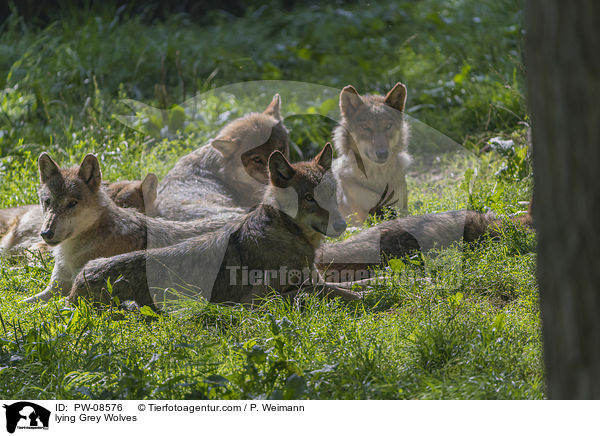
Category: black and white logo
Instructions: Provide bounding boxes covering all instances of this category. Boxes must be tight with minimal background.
[3,402,50,434]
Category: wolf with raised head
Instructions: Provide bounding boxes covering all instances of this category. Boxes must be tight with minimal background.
[155,94,290,221]
[25,153,241,304]
[333,82,411,225]
[0,173,158,252]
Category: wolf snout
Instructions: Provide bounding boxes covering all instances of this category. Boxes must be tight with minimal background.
[328,218,347,237]
[40,228,55,241]
[333,219,347,233]
[375,149,389,161]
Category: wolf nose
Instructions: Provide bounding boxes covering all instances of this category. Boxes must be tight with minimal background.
[40,229,54,241]
[333,220,347,234]
[376,149,389,160]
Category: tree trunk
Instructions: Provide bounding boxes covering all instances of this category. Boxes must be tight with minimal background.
[525,0,600,399]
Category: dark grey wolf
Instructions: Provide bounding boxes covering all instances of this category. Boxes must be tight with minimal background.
[316,207,534,279]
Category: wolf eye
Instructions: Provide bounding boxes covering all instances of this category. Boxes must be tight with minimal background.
[385,123,392,130]
[361,125,372,132]
[67,200,78,209]
[252,156,264,164]
[304,193,315,202]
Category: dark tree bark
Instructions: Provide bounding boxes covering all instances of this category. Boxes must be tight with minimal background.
[525,0,600,399]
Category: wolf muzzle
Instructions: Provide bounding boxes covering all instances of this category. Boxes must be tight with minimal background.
[40,228,54,241]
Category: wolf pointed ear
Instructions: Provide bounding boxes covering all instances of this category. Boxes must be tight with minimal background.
[263,93,282,120]
[211,136,239,157]
[314,143,333,171]
[38,153,61,183]
[339,85,364,118]
[384,82,407,112]
[268,150,295,188]
[78,154,102,191]
[140,173,158,206]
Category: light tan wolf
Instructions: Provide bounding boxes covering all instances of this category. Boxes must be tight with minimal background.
[0,173,159,252]
[25,153,242,304]
[332,82,411,225]
[155,94,290,221]
[103,175,159,216]
[70,143,361,309]
[0,206,31,236]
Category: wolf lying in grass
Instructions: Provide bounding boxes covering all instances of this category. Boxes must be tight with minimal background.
[333,82,411,225]
[316,207,534,279]
[155,94,289,221]
[0,206,31,237]
[0,174,159,252]
[25,153,243,304]
[104,174,159,216]
[70,143,362,309]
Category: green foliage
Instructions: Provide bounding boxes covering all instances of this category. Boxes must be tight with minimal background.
[0,0,525,157]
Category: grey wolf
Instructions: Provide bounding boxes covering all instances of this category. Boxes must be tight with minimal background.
[332,82,411,224]
[70,143,361,309]
[25,153,241,304]
[104,173,159,216]
[0,173,159,252]
[155,94,289,221]
[316,208,534,279]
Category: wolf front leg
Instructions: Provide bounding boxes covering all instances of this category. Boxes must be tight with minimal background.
[398,175,408,213]
[22,260,72,304]
[279,284,362,301]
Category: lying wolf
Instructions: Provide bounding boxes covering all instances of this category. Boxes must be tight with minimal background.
[0,206,31,236]
[70,143,361,308]
[316,206,534,279]
[333,82,411,224]
[0,173,158,252]
[155,94,290,221]
[24,153,242,304]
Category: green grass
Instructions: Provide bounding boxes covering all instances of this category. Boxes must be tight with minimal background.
[0,220,541,399]
[0,0,542,399]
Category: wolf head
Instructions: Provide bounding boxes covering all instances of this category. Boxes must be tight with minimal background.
[211,94,290,204]
[266,143,347,244]
[37,153,110,246]
[104,173,158,215]
[338,82,409,164]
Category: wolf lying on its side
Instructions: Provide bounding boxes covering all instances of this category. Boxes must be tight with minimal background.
[25,153,243,304]
[0,173,158,252]
[316,206,534,279]
[155,94,289,221]
[333,82,411,225]
[70,143,361,308]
